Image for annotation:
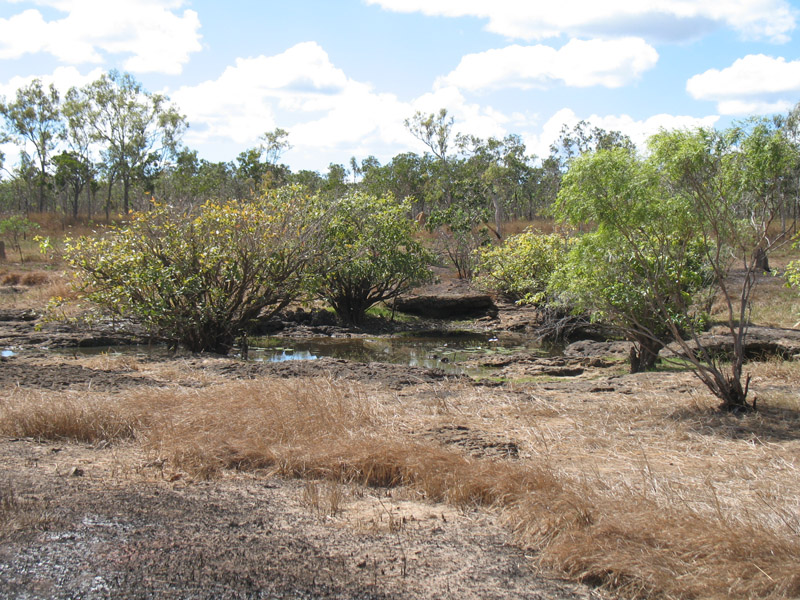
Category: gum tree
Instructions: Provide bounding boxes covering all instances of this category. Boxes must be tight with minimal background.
[0,79,63,212]
[67,71,186,213]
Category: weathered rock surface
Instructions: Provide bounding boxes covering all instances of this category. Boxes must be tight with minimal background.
[564,340,633,359]
[395,281,497,319]
[662,326,800,361]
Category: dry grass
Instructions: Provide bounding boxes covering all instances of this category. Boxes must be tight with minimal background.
[3,371,800,598]
[0,388,156,443]
[0,270,73,310]
[0,485,51,540]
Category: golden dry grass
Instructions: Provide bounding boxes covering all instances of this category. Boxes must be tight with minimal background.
[0,269,72,310]
[2,370,800,598]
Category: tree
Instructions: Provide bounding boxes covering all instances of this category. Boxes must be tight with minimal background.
[647,121,798,411]
[62,86,99,218]
[260,127,292,166]
[552,146,713,374]
[0,79,63,212]
[311,192,433,325]
[69,71,186,213]
[0,215,39,262]
[322,163,349,198]
[62,186,323,354]
[53,151,91,219]
[475,230,573,305]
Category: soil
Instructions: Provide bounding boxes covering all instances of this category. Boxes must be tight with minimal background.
[0,307,606,600]
[3,287,797,599]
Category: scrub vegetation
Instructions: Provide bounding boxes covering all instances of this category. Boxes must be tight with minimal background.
[2,70,800,599]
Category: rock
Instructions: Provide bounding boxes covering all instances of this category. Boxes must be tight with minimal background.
[564,340,633,358]
[662,326,800,361]
[395,281,497,319]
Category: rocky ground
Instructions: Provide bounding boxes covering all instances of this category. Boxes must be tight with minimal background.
[0,303,609,600]
[2,280,799,599]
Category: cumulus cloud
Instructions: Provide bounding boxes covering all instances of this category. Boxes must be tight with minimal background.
[440,38,658,92]
[171,43,515,165]
[365,0,796,43]
[524,108,720,157]
[0,65,104,100]
[686,54,800,115]
[0,0,201,74]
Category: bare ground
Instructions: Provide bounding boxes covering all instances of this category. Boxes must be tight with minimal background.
[0,310,604,600]
[2,304,800,599]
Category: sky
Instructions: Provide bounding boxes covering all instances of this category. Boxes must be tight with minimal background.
[1,0,800,173]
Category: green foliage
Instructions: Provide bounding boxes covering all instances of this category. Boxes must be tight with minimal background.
[786,239,800,311]
[311,192,433,325]
[475,230,572,305]
[0,215,40,262]
[647,121,799,409]
[551,147,713,373]
[63,186,322,354]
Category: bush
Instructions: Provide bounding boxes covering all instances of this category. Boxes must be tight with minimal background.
[551,146,714,373]
[63,186,322,353]
[311,192,433,325]
[475,229,572,304]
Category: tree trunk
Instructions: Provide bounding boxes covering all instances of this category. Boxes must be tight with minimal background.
[123,176,130,214]
[629,337,662,373]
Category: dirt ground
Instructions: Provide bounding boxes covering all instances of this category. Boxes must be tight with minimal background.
[0,308,606,600]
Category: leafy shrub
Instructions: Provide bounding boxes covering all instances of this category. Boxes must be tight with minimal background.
[551,146,715,373]
[311,192,433,325]
[63,186,322,353]
[475,229,572,304]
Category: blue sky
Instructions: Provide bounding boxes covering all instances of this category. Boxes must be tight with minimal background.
[1,0,799,172]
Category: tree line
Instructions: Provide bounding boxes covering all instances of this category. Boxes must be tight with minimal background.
[0,71,635,227]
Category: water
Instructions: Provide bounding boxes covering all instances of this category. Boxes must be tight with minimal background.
[247,331,551,374]
[1,349,15,357]
[47,331,554,375]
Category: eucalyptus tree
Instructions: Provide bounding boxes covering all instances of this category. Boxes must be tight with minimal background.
[53,151,91,218]
[68,71,186,213]
[0,79,64,212]
[648,120,798,411]
[552,146,712,374]
[62,87,100,217]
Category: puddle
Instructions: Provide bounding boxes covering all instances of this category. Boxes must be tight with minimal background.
[248,332,553,374]
[1,349,15,357]
[48,331,556,375]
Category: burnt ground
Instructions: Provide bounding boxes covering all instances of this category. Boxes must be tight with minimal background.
[0,308,605,600]
[0,440,599,600]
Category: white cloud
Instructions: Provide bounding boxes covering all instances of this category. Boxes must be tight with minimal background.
[687,54,800,115]
[525,108,720,157]
[171,43,515,166]
[0,65,104,100]
[0,0,201,74]
[365,0,796,43]
[440,38,658,92]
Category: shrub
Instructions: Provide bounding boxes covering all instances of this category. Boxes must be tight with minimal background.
[475,229,572,304]
[311,192,433,325]
[63,186,322,353]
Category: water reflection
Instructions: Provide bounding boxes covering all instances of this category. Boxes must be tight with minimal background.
[46,331,554,375]
[248,332,548,374]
